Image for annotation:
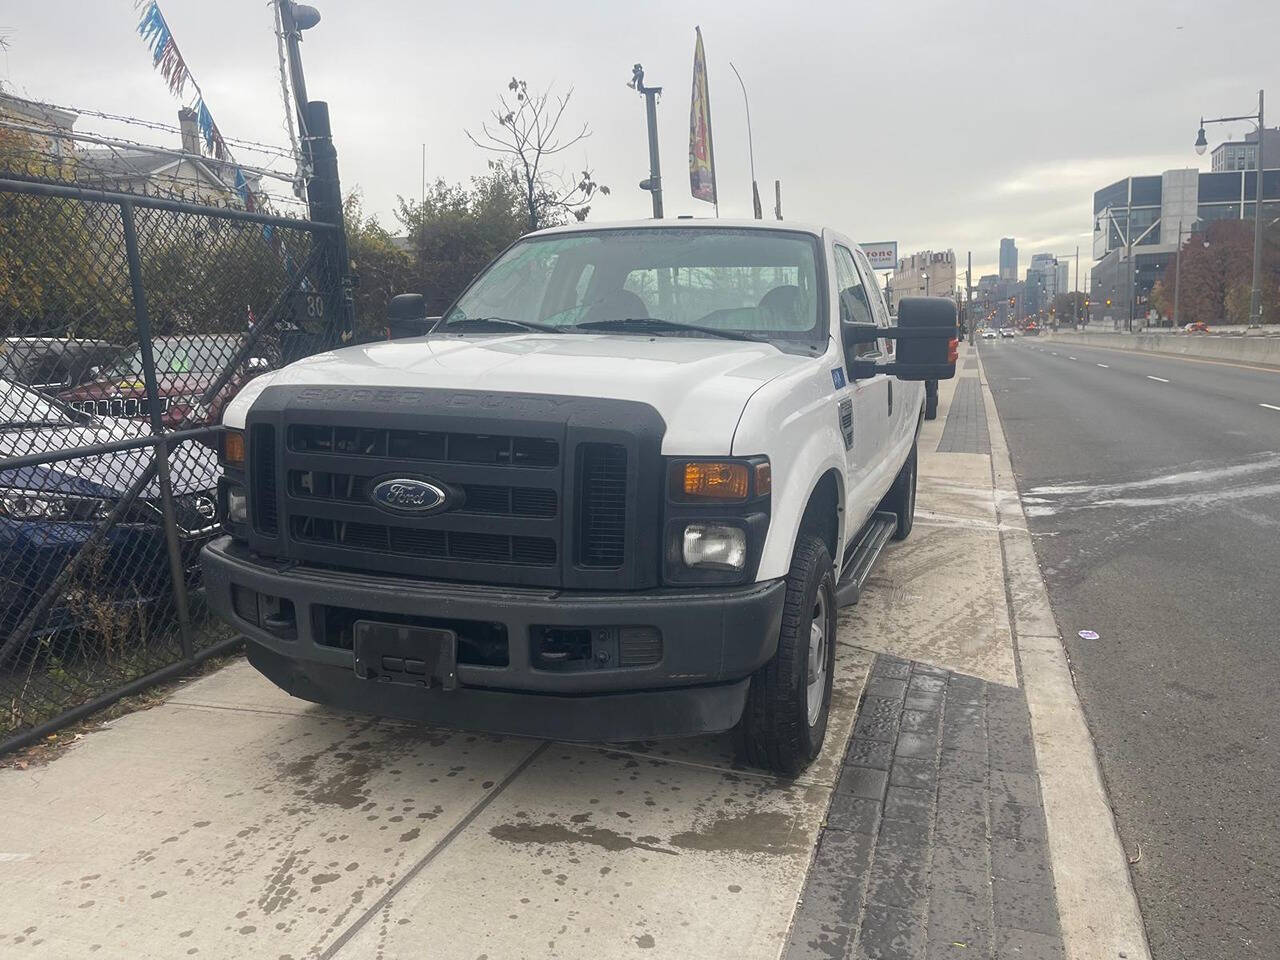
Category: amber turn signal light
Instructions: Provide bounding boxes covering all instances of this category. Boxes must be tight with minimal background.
[683,461,750,500]
[222,429,245,469]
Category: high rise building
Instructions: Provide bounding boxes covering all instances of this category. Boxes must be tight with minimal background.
[999,238,1018,281]
[1210,127,1280,171]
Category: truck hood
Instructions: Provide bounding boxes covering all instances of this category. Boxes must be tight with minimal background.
[223,333,812,454]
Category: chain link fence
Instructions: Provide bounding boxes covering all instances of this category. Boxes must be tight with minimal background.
[0,120,349,751]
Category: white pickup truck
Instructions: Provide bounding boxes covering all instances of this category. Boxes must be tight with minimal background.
[202,220,956,773]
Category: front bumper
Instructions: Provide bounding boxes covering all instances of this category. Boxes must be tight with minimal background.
[201,537,787,740]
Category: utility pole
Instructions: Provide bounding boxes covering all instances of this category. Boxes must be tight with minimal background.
[630,64,663,219]
[1172,222,1185,329]
[966,252,974,344]
[277,2,320,176]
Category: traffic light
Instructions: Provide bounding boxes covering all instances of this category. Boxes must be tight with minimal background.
[1105,298,1112,306]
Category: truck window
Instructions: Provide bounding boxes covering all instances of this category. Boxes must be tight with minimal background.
[445,228,823,343]
[834,246,879,358]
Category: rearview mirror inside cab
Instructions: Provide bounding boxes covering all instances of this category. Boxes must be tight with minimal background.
[844,296,957,382]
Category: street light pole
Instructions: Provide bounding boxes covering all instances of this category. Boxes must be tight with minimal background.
[729,62,763,219]
[630,64,664,219]
[1196,89,1266,325]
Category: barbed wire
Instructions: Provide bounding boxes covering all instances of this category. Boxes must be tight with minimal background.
[1,93,299,161]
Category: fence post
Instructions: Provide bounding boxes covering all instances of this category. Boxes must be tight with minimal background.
[304,100,355,347]
[120,199,195,660]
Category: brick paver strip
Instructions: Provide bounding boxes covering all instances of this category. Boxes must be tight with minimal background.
[784,655,1067,959]
[936,378,991,454]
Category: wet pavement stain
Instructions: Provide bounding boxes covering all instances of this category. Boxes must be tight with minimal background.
[489,822,678,856]
[668,811,804,856]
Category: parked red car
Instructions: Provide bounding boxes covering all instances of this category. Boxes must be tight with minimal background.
[59,335,268,432]
[1183,322,1210,334]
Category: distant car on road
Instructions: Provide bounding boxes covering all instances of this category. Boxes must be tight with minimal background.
[1000,328,1016,339]
[1183,322,1210,334]
[982,329,998,340]
[1,378,222,649]
[1024,324,1040,336]
[59,334,269,433]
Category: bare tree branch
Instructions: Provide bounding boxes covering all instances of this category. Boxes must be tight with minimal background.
[464,77,607,231]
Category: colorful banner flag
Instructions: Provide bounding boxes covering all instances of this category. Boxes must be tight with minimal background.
[689,27,717,206]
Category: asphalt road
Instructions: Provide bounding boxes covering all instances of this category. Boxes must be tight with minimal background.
[979,337,1280,960]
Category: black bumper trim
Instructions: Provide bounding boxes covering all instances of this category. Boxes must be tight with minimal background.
[202,537,787,738]
[247,642,752,741]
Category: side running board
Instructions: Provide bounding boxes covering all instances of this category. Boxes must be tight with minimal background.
[834,511,898,608]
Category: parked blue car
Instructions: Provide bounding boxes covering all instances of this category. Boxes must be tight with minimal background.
[1,379,222,650]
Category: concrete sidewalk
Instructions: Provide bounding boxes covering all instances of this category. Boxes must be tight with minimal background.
[0,345,1148,960]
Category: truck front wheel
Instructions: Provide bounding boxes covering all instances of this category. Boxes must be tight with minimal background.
[733,535,837,776]
[882,440,918,541]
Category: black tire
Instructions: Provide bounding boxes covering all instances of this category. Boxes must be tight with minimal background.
[881,440,918,541]
[733,535,837,776]
[924,380,939,420]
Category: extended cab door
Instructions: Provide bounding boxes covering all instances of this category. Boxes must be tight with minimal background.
[832,243,889,539]
[852,247,915,494]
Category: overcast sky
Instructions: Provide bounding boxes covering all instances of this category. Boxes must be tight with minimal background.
[3,0,1278,282]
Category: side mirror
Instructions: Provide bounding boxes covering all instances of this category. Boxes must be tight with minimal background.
[386,293,433,339]
[845,297,958,382]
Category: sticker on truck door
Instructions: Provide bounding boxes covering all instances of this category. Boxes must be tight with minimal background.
[831,367,846,389]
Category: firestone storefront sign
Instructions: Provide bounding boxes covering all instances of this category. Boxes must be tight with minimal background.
[859,241,898,271]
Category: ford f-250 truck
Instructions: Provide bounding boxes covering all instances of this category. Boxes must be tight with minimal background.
[202,220,956,773]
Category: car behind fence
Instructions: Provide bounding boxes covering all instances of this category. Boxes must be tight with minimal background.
[0,105,352,751]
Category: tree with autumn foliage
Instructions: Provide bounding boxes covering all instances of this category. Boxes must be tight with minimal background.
[1160,219,1280,325]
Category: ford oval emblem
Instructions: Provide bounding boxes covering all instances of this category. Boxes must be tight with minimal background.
[369,477,452,515]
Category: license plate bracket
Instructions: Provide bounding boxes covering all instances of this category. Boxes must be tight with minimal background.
[353,621,458,691]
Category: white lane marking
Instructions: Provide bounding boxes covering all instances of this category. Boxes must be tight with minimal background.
[1096,363,1109,368]
[0,853,31,862]
[1069,356,1078,360]
[1261,403,1280,412]
[1050,351,1058,355]
[1147,375,1170,383]
[1010,376,1032,381]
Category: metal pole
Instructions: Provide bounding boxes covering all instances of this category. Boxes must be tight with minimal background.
[121,199,195,660]
[729,62,762,219]
[644,88,663,219]
[966,252,974,344]
[277,1,313,171]
[1074,246,1080,327]
[1249,90,1265,325]
[305,101,355,346]
[631,66,664,220]
[1172,222,1184,329]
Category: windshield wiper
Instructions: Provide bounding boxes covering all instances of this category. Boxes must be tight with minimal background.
[571,317,763,343]
[442,316,563,334]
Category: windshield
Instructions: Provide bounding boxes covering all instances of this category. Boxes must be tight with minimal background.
[0,377,78,426]
[444,228,823,341]
[101,336,243,378]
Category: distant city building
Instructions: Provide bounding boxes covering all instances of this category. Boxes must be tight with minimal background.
[1090,166,1280,327]
[974,274,1024,329]
[1025,254,1060,319]
[999,238,1018,281]
[890,250,956,310]
[1210,127,1280,172]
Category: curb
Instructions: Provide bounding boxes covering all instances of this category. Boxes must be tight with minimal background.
[973,347,1152,960]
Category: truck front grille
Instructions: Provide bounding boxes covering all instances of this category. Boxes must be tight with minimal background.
[289,515,556,567]
[286,469,557,518]
[577,443,627,568]
[250,424,279,535]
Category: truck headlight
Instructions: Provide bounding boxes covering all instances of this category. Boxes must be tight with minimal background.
[226,483,248,525]
[682,523,747,571]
